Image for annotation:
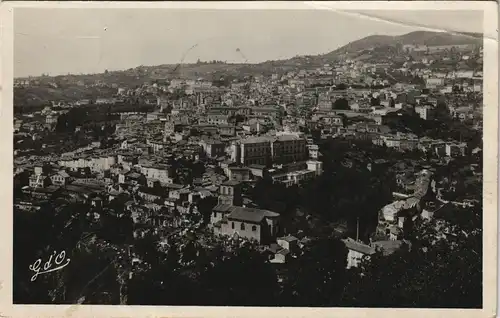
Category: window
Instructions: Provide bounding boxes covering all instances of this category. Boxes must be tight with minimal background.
[231,222,235,229]
[213,212,217,218]
[252,225,257,232]
[240,223,245,230]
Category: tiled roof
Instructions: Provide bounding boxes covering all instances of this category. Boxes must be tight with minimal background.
[278,235,298,242]
[222,180,241,186]
[227,206,280,224]
[372,240,406,256]
[213,203,234,213]
[342,238,376,255]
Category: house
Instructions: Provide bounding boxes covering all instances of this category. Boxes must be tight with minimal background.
[307,144,319,159]
[169,188,190,203]
[90,197,103,209]
[248,164,267,178]
[342,238,376,269]
[207,113,229,125]
[138,186,165,203]
[425,77,445,88]
[451,106,475,122]
[29,174,51,188]
[212,205,281,244]
[140,164,175,184]
[218,125,236,137]
[445,143,467,157]
[277,235,299,253]
[50,171,71,186]
[228,167,251,182]
[201,140,225,158]
[415,105,436,120]
[242,120,263,133]
[269,245,291,264]
[119,171,147,186]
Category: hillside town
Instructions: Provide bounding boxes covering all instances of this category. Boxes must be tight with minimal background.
[14,32,483,306]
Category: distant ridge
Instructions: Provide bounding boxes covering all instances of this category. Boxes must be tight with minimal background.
[325,30,483,57]
[15,31,482,80]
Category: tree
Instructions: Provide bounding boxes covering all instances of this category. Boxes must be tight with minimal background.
[333,98,350,110]
[389,97,396,108]
[197,196,218,224]
[370,96,380,106]
[128,231,279,306]
[341,205,482,308]
[200,241,280,306]
[279,237,348,306]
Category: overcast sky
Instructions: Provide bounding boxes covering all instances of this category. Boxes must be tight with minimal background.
[14,9,483,77]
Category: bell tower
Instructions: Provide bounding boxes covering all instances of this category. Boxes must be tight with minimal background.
[218,180,242,206]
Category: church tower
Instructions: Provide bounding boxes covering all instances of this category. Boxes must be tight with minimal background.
[218,180,243,206]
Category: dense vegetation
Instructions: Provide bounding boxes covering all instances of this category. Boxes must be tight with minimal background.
[13,195,482,307]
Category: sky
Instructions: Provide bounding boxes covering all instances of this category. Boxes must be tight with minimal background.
[14,9,483,78]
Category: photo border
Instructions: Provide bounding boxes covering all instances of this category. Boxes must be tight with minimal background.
[0,2,497,317]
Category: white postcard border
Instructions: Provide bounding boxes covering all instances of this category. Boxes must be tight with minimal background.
[0,2,497,318]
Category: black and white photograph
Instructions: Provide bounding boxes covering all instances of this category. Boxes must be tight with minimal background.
[5,2,498,316]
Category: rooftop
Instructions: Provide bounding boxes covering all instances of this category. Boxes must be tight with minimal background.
[227,206,280,224]
[278,235,298,242]
[221,180,241,186]
[372,240,407,256]
[241,136,273,144]
[342,238,376,255]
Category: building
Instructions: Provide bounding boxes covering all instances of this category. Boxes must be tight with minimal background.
[271,135,308,164]
[50,171,71,186]
[227,167,251,182]
[139,164,175,184]
[317,93,332,112]
[451,106,474,122]
[207,113,229,125]
[236,135,307,167]
[270,160,323,187]
[218,125,236,137]
[29,174,51,188]
[415,105,436,120]
[321,114,344,126]
[425,78,445,88]
[306,160,323,176]
[46,114,58,125]
[271,169,315,187]
[445,143,467,157]
[212,204,281,244]
[201,140,226,158]
[239,137,272,166]
[218,180,243,206]
[242,119,263,134]
[58,155,117,172]
[342,238,376,269]
[308,144,319,159]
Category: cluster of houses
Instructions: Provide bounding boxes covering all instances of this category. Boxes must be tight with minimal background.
[14,41,482,271]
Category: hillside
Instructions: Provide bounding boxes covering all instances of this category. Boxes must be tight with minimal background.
[325,31,483,57]
[14,30,483,109]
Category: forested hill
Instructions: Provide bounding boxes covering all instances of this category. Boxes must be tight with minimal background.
[324,30,483,57]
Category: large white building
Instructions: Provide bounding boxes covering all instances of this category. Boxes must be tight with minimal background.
[58,155,116,172]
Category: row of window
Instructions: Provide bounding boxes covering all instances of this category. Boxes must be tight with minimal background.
[214,212,258,232]
[220,186,234,195]
[231,222,257,231]
[245,158,266,165]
